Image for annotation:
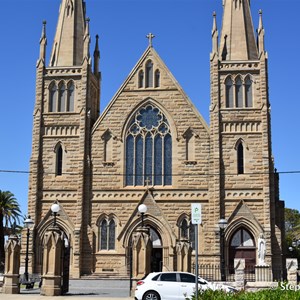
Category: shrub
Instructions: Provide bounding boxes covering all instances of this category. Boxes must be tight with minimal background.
[187,285,300,300]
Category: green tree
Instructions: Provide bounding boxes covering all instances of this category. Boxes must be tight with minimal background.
[285,208,300,260]
[0,190,21,273]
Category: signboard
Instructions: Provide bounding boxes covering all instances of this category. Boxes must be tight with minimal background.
[191,203,202,224]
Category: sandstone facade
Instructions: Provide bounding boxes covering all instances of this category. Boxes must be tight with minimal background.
[24,0,285,280]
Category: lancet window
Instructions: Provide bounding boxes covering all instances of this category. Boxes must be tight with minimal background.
[225,75,253,108]
[49,81,75,112]
[99,219,116,251]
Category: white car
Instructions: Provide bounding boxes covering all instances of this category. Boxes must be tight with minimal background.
[134,271,237,300]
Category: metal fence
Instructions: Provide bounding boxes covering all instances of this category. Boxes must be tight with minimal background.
[194,264,284,283]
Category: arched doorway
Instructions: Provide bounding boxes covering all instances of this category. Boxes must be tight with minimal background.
[229,227,256,270]
[150,227,163,272]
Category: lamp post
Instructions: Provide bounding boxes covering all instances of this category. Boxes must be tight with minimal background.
[138,204,147,227]
[24,216,34,282]
[218,218,228,282]
[51,203,60,227]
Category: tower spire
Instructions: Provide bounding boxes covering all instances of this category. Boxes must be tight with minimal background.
[49,0,87,66]
[219,0,258,61]
[39,20,47,63]
[257,9,265,56]
[93,34,100,75]
[211,11,218,55]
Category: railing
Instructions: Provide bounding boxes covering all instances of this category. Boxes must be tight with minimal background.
[194,264,235,282]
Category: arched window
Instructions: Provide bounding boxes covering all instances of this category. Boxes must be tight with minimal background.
[189,222,195,250]
[138,70,144,88]
[245,77,253,107]
[180,219,188,239]
[179,218,195,250]
[237,142,244,174]
[56,144,63,176]
[99,219,116,250]
[145,60,153,88]
[155,70,160,88]
[184,129,195,162]
[235,77,243,108]
[125,104,172,186]
[49,83,57,112]
[225,77,233,108]
[67,82,74,111]
[102,130,113,163]
[58,83,66,112]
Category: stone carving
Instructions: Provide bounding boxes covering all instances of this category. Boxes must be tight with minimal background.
[258,233,266,266]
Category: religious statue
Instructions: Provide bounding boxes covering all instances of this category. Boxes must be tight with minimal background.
[258,233,266,266]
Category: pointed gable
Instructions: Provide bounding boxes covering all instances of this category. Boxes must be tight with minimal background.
[93,45,209,136]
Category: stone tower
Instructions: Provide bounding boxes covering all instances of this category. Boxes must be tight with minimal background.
[27,0,100,277]
[209,0,284,270]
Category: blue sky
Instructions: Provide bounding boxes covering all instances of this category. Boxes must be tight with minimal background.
[0,0,300,217]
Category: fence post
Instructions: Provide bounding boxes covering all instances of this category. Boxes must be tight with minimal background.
[286,258,298,286]
[234,259,245,289]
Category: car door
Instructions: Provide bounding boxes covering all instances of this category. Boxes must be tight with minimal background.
[154,273,180,300]
[178,273,196,298]
[178,273,209,298]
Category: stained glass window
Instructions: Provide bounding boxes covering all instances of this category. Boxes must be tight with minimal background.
[125,104,172,186]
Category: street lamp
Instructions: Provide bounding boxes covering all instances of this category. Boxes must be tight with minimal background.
[138,204,147,227]
[24,216,34,282]
[218,218,228,281]
[51,203,60,227]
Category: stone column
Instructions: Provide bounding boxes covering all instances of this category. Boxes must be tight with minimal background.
[234,259,245,290]
[40,227,63,296]
[176,240,192,272]
[286,258,298,286]
[132,227,152,279]
[2,235,20,294]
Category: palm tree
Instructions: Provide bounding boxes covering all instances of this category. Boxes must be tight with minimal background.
[0,190,21,273]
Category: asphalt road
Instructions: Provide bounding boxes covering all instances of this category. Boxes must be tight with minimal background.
[1,279,134,299]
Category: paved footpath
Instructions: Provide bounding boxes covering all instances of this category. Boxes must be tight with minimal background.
[0,279,134,300]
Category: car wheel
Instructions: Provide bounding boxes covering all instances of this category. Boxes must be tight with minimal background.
[143,290,160,300]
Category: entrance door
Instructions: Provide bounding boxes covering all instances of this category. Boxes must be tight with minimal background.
[229,228,256,271]
[150,228,163,272]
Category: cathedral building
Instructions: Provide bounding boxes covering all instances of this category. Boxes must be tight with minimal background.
[26,0,285,279]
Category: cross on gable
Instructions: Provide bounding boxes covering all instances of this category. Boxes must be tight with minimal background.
[146,33,155,47]
[145,177,151,189]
